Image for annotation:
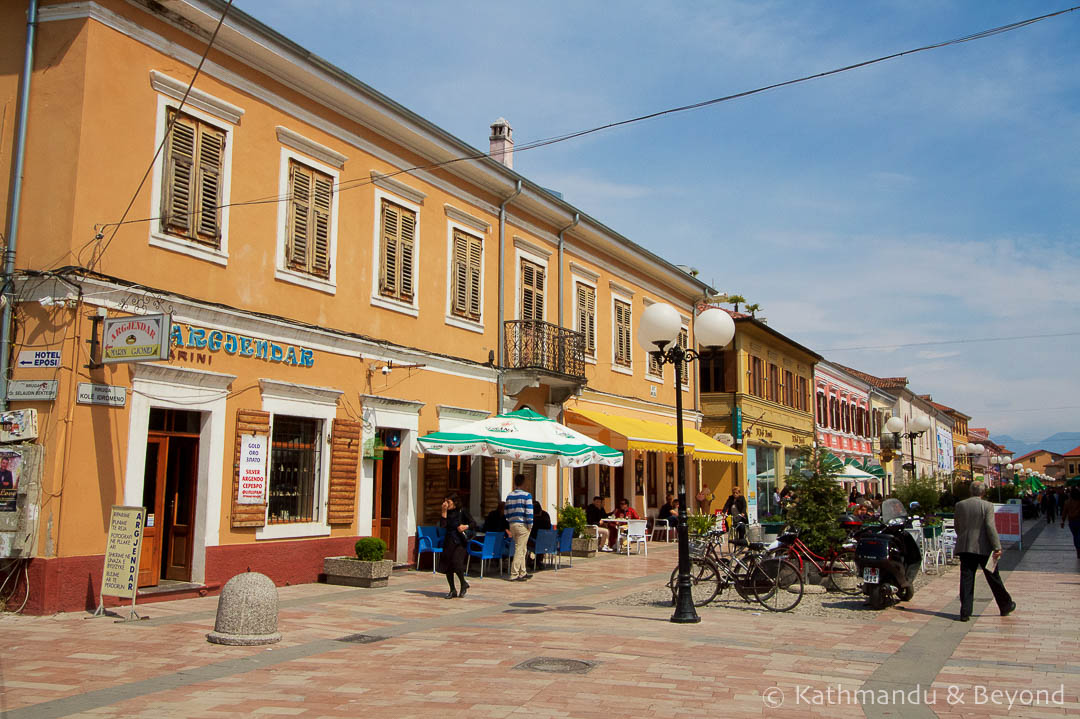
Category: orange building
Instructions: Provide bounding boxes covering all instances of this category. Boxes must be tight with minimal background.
[0,1,739,613]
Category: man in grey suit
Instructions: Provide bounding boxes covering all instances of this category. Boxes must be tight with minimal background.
[954,482,1015,621]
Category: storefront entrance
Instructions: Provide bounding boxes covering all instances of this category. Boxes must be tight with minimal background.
[139,409,200,587]
[373,448,399,556]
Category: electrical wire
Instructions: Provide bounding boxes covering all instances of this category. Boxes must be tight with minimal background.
[84,0,235,272]
[821,330,1080,352]
[90,5,1080,239]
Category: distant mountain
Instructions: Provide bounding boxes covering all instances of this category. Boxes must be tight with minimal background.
[992,432,1080,458]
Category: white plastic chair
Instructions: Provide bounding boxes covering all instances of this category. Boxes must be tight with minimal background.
[651,516,676,542]
[624,519,649,556]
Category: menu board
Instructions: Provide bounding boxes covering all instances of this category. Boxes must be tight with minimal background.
[100,506,146,599]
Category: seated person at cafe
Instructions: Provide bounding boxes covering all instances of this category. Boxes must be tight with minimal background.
[484,501,509,534]
[529,500,553,567]
[585,496,614,551]
[853,500,875,522]
[607,498,641,549]
[657,494,677,526]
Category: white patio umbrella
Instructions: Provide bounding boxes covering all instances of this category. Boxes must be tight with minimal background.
[417,407,623,468]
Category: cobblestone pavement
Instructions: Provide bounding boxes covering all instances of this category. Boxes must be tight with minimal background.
[1,522,1076,718]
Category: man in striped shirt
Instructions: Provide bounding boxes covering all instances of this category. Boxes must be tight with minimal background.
[505,474,534,581]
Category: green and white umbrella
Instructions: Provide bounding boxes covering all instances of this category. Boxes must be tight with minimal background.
[417,407,623,468]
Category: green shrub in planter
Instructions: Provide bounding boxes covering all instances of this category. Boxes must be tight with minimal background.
[687,512,716,536]
[355,537,387,561]
[557,503,588,538]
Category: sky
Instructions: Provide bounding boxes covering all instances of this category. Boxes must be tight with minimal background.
[233,1,1080,444]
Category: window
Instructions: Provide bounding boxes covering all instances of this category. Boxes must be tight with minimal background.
[267,415,323,524]
[521,259,545,321]
[698,349,725,392]
[379,199,416,303]
[285,160,332,278]
[798,377,808,411]
[161,108,224,246]
[647,346,663,378]
[451,229,482,320]
[816,390,827,425]
[575,282,596,356]
[783,370,794,407]
[841,402,850,433]
[678,327,689,386]
[614,300,632,367]
[768,364,780,402]
[749,356,765,397]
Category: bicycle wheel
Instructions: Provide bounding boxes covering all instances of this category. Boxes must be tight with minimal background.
[766,545,803,574]
[668,557,721,607]
[825,549,860,595]
[750,557,804,612]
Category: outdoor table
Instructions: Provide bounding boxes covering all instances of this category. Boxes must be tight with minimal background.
[601,517,630,548]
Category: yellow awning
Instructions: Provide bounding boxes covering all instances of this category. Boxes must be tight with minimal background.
[566,408,742,463]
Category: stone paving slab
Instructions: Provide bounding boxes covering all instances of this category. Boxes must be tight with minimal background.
[2,524,1077,718]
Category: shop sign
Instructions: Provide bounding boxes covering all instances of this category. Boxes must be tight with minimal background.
[100,505,146,599]
[0,409,38,442]
[7,380,58,401]
[237,434,268,504]
[993,503,1022,549]
[77,383,127,407]
[16,350,61,368]
[171,324,314,367]
[102,314,171,364]
[0,448,22,512]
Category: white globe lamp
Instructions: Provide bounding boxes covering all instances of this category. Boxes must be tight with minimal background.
[637,302,681,353]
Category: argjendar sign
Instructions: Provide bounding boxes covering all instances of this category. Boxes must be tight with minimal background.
[103,314,171,363]
[170,324,314,367]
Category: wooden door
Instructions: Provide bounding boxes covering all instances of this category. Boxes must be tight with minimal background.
[372,448,399,556]
[138,438,167,587]
[162,436,198,581]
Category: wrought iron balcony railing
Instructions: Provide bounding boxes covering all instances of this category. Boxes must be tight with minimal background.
[504,320,586,379]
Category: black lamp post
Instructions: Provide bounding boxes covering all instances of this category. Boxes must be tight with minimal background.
[884,415,931,481]
[637,302,735,624]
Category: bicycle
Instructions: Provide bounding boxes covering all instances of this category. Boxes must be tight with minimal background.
[765,528,860,595]
[667,528,804,612]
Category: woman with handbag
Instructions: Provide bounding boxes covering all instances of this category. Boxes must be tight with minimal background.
[440,493,478,599]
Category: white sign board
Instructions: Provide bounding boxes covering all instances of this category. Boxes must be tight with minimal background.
[102,314,171,364]
[993,503,1023,549]
[7,380,58,401]
[0,409,38,442]
[77,383,127,407]
[17,350,61,368]
[100,506,146,599]
[238,434,268,504]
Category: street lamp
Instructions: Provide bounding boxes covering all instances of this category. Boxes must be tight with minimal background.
[638,302,735,624]
[957,442,985,481]
[884,415,931,481]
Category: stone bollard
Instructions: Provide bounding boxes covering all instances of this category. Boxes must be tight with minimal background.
[206,571,281,646]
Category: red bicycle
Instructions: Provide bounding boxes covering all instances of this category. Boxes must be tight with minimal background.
[767,530,860,595]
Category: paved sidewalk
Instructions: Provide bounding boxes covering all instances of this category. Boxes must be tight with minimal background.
[1,524,1076,718]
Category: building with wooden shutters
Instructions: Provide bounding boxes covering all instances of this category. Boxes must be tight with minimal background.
[0,0,738,614]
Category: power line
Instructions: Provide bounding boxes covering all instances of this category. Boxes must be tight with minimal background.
[92,5,1080,237]
[821,331,1080,353]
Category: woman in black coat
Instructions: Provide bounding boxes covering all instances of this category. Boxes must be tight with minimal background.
[439,493,478,599]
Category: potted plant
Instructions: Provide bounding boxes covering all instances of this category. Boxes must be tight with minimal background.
[758,514,787,536]
[558,504,596,557]
[323,537,394,588]
[686,512,716,537]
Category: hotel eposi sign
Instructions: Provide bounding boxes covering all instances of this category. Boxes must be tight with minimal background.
[103,314,171,363]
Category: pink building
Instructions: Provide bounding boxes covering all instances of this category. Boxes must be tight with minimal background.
[814,361,873,462]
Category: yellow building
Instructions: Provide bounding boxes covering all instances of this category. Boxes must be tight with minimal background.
[698,314,820,521]
[0,0,737,613]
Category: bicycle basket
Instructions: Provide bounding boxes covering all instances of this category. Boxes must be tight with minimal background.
[689,538,708,558]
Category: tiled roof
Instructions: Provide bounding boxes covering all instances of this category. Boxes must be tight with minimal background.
[831,363,907,390]
[1014,448,1062,463]
[1063,445,1080,458]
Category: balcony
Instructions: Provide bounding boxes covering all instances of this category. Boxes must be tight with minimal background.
[504,320,586,379]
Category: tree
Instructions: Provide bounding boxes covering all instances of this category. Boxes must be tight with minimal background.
[745,303,761,317]
[783,447,848,554]
[727,294,746,313]
[893,473,941,515]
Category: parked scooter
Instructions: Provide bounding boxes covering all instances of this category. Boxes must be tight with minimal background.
[854,498,922,609]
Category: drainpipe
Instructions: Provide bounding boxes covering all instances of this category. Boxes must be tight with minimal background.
[556,213,579,329]
[495,180,521,415]
[0,0,38,411]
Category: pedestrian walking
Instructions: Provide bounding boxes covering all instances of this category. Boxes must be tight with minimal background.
[954,481,1015,621]
[1061,487,1080,559]
[439,493,478,599]
[505,474,534,581]
[1042,490,1057,524]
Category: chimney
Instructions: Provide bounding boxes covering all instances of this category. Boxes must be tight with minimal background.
[489,118,513,169]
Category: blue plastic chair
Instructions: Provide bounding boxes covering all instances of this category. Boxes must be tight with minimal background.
[466,533,502,579]
[502,535,515,576]
[556,527,574,569]
[531,529,559,572]
[416,526,444,573]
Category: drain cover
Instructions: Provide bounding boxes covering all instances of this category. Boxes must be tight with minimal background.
[515,657,597,674]
[336,633,388,644]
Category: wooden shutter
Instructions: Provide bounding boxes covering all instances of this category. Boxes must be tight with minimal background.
[380,200,415,301]
[614,300,631,366]
[287,162,311,270]
[678,328,689,384]
[163,110,196,235]
[467,234,482,319]
[195,123,224,242]
[399,210,415,301]
[232,409,270,528]
[576,283,596,354]
[328,418,361,525]
[521,259,544,321]
[422,456,450,525]
[452,231,468,316]
[311,172,332,277]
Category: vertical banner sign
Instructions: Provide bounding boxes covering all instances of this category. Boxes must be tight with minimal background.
[96,506,146,620]
[238,434,268,504]
[993,503,1023,550]
[746,449,758,525]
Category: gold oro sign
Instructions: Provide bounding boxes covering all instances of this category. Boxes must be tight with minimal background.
[102,313,171,363]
